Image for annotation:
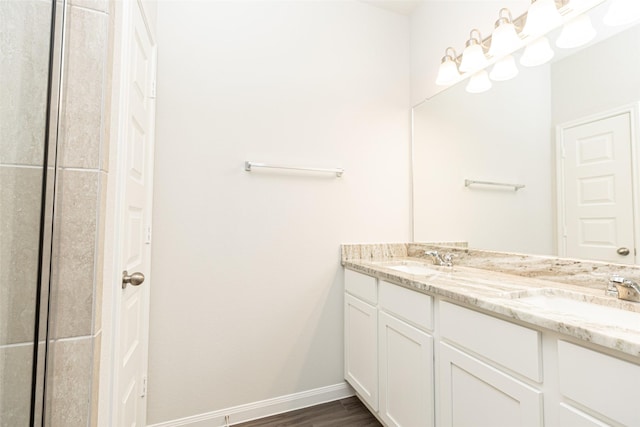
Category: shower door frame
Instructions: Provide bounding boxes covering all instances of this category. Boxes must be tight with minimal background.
[31,0,67,424]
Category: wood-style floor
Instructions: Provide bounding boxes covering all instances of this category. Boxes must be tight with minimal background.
[234,397,382,427]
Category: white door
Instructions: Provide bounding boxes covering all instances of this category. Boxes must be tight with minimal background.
[117,1,156,426]
[559,112,635,263]
[379,312,433,427]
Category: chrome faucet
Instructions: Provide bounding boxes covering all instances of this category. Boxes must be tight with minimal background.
[608,275,640,302]
[425,250,454,267]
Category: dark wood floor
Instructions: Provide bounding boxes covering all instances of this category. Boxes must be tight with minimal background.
[234,397,382,427]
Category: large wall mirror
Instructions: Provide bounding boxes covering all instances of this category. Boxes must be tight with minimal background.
[412,0,640,265]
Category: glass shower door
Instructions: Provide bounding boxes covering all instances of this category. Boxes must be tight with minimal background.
[0,0,57,425]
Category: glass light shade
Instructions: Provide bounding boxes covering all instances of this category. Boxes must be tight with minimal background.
[435,57,460,86]
[522,0,563,37]
[490,55,519,81]
[520,37,555,67]
[489,21,521,57]
[566,0,594,15]
[466,70,492,93]
[460,43,488,73]
[556,14,596,49]
[603,0,640,27]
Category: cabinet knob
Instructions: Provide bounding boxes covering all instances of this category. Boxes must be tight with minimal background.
[617,247,631,256]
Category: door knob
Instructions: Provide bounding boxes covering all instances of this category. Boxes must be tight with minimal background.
[617,247,631,256]
[122,271,145,289]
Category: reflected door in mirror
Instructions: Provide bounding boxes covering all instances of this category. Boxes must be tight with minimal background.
[559,111,635,264]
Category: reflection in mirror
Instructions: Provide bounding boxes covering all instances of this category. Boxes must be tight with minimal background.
[413,0,640,264]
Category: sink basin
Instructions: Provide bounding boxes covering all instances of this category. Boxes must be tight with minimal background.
[387,264,441,275]
[513,291,640,331]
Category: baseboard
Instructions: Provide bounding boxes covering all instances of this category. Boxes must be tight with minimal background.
[147,382,355,427]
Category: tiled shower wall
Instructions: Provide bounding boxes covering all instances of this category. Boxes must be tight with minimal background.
[46,0,112,425]
[1,0,111,424]
[0,0,55,425]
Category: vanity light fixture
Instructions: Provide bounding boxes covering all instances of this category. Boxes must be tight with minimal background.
[522,0,563,37]
[520,36,555,66]
[488,9,522,58]
[459,29,488,73]
[556,14,597,48]
[603,0,640,26]
[490,55,519,81]
[435,47,461,86]
[466,70,492,93]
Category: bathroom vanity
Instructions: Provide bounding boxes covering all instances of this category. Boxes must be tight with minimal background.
[342,244,640,427]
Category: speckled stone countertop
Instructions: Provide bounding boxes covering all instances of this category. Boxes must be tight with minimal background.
[342,243,640,358]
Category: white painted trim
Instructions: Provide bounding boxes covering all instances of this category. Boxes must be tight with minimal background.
[555,103,640,261]
[100,0,134,425]
[146,382,355,427]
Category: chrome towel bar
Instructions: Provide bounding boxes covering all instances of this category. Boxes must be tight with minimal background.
[245,161,344,177]
[464,179,525,191]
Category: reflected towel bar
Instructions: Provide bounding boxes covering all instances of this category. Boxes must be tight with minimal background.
[245,161,344,177]
[465,179,525,191]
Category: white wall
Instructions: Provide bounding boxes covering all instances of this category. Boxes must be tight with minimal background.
[149,1,411,424]
[412,64,554,255]
[551,25,640,125]
[410,0,529,105]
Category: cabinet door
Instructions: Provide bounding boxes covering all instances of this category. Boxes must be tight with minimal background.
[344,293,378,410]
[439,343,542,427]
[559,404,611,427]
[379,312,434,427]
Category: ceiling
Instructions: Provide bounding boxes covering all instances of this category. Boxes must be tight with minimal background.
[358,0,424,16]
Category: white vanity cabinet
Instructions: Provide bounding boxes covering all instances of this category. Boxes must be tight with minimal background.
[438,302,543,427]
[344,266,640,427]
[378,281,434,427]
[344,270,435,425]
[557,340,640,426]
[344,269,378,410]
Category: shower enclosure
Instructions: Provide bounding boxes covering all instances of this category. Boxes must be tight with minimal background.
[1,0,63,424]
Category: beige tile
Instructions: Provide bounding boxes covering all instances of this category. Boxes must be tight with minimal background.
[89,332,102,427]
[48,337,93,426]
[50,169,99,339]
[93,171,108,334]
[0,1,52,165]
[0,166,43,345]
[58,6,108,170]
[0,343,34,426]
[68,0,109,14]
[101,2,116,173]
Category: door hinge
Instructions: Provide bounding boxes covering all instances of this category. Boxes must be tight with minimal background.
[150,80,157,99]
[145,224,152,245]
[141,376,148,398]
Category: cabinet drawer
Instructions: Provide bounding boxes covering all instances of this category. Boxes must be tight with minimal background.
[440,301,541,382]
[345,268,377,304]
[558,340,640,426]
[379,280,433,331]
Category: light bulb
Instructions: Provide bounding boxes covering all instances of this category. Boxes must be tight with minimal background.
[604,0,640,27]
[436,56,461,86]
[557,14,596,49]
[466,70,492,93]
[490,55,519,81]
[460,44,488,73]
[522,0,563,37]
[489,19,522,57]
[520,37,555,67]
[460,30,488,73]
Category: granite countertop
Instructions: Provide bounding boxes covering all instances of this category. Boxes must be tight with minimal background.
[343,250,640,358]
